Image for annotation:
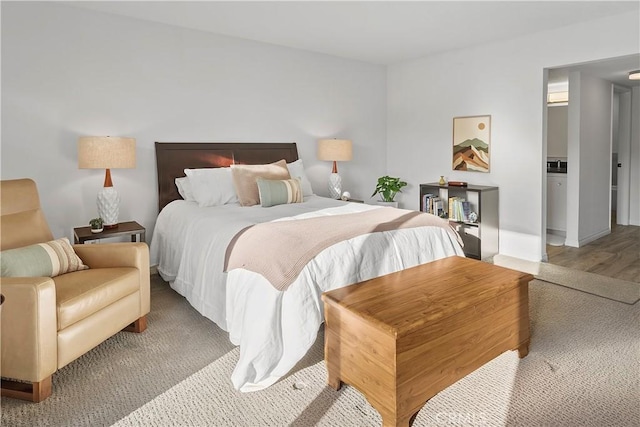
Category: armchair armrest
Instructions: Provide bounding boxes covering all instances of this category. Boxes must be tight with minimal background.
[0,278,58,382]
[73,242,148,270]
[73,242,150,315]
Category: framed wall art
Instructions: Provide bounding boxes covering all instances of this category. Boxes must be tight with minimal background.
[452,115,490,172]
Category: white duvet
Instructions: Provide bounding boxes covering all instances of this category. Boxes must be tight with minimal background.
[150,195,464,392]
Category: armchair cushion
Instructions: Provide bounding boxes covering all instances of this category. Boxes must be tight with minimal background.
[1,238,88,278]
[53,268,140,330]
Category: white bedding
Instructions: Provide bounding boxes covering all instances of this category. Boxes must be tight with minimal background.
[150,195,465,392]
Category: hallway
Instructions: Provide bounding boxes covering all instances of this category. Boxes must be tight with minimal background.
[546,216,639,283]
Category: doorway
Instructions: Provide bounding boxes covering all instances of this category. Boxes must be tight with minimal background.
[542,54,639,283]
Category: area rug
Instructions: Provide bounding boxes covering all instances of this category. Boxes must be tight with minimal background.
[537,262,639,304]
[2,277,638,427]
[493,254,639,304]
[111,280,640,426]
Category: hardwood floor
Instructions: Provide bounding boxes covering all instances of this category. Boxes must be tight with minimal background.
[547,216,639,283]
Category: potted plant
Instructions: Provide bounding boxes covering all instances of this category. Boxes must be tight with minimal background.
[89,217,104,234]
[371,175,408,208]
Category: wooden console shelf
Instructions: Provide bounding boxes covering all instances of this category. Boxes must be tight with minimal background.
[420,183,499,260]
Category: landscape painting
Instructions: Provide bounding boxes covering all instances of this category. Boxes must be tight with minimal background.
[452,115,490,172]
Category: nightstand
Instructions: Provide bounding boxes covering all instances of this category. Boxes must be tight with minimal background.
[74,221,146,244]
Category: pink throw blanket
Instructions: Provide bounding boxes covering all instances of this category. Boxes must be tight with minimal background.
[224,207,461,291]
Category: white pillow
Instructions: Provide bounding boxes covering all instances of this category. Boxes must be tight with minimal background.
[175,177,195,202]
[286,159,314,197]
[184,167,239,207]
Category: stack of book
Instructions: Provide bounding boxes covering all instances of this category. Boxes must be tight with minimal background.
[423,193,473,222]
[421,193,445,217]
[448,197,472,222]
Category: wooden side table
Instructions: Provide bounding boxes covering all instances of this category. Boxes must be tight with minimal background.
[74,221,146,244]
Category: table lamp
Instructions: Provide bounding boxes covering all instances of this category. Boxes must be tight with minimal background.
[317,138,352,199]
[78,136,136,229]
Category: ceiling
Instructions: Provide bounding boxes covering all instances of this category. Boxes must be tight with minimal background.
[67,1,639,85]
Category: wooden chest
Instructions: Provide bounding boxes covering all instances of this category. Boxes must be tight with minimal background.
[321,256,532,427]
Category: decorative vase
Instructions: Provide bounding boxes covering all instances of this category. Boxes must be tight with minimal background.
[91,227,103,234]
[439,176,446,185]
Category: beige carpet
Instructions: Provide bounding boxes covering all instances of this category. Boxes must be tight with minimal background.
[3,274,636,426]
[493,254,640,304]
[0,276,235,427]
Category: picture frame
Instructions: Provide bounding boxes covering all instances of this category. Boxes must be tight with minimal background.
[452,115,491,172]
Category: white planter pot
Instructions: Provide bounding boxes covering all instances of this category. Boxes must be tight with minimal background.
[376,201,398,208]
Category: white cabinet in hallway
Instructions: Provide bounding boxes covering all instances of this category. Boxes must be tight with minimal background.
[547,173,567,232]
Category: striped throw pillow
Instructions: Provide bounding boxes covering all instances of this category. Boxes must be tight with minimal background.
[1,237,89,278]
[257,178,303,207]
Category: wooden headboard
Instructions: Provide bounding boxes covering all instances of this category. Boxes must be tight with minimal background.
[155,142,299,212]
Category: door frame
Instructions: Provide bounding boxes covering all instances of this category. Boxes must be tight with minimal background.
[614,86,632,225]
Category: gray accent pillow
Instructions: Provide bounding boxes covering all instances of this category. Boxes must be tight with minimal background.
[257,178,303,207]
[1,237,89,277]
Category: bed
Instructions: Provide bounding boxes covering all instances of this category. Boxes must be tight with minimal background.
[151,142,465,392]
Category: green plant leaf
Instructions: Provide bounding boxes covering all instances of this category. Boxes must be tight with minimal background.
[371,175,407,202]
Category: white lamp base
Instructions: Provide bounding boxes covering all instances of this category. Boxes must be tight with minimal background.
[328,173,342,199]
[97,186,120,227]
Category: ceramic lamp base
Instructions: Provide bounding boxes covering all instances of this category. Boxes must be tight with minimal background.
[328,173,342,199]
[97,186,120,228]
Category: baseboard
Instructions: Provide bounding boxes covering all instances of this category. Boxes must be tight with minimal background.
[579,228,611,246]
[150,265,158,276]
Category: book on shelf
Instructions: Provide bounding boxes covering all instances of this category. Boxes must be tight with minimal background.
[462,201,471,222]
[422,193,446,217]
[433,199,444,218]
[447,196,471,222]
[430,197,441,216]
[421,193,435,213]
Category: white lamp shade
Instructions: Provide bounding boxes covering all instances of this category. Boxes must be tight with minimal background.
[317,139,353,162]
[78,136,136,169]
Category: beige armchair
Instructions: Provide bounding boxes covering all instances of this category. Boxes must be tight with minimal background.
[0,178,150,402]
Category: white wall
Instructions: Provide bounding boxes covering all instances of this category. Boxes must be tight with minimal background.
[387,11,639,261]
[1,2,387,256]
[565,72,613,247]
